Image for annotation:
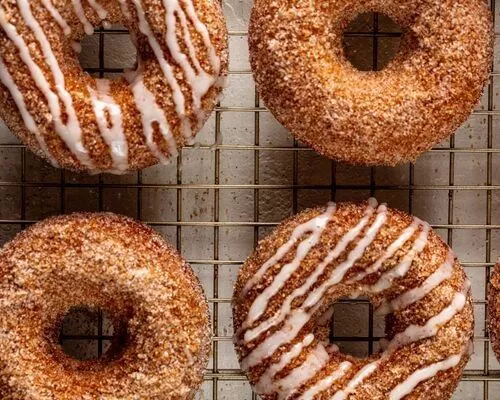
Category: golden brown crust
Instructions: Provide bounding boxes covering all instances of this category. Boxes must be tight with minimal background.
[0,0,228,173]
[0,213,211,399]
[233,200,474,399]
[249,0,493,166]
[488,258,500,363]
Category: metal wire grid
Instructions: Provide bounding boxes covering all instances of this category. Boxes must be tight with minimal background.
[0,2,498,399]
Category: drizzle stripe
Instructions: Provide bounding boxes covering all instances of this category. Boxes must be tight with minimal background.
[181,0,220,74]
[88,79,128,172]
[389,354,461,400]
[1,3,93,169]
[0,56,58,167]
[241,203,387,370]
[242,202,338,297]
[41,0,71,35]
[276,344,329,400]
[349,220,419,283]
[87,0,108,20]
[243,201,376,343]
[377,250,455,316]
[385,280,471,353]
[366,221,430,293]
[118,0,132,20]
[247,202,336,324]
[130,79,178,163]
[131,0,191,139]
[331,362,379,400]
[71,0,94,34]
[297,361,352,400]
[162,0,214,121]
[332,279,471,399]
[255,334,315,395]
[301,204,388,310]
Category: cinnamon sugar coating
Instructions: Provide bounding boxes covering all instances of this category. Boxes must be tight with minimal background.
[0,213,211,399]
[488,258,500,362]
[233,200,474,399]
[249,0,493,166]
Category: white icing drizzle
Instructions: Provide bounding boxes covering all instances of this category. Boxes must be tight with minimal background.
[40,0,71,35]
[331,362,379,400]
[118,0,132,21]
[384,279,470,353]
[87,0,108,20]
[242,202,338,297]
[348,220,419,283]
[162,0,214,122]
[131,0,222,141]
[389,354,460,400]
[71,41,82,53]
[242,201,376,343]
[332,279,471,400]
[299,204,388,311]
[246,202,337,325]
[275,344,329,400]
[255,334,315,396]
[389,342,471,400]
[181,0,220,75]
[88,79,128,172]
[377,250,455,316]
[1,3,94,169]
[71,0,94,35]
[240,201,387,370]
[0,56,58,167]
[297,361,352,400]
[366,221,430,293]
[240,301,323,371]
[130,79,178,163]
[131,0,191,138]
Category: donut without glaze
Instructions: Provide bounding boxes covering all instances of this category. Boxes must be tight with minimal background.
[233,199,474,399]
[0,213,211,399]
[0,0,228,174]
[488,258,500,363]
[249,0,494,166]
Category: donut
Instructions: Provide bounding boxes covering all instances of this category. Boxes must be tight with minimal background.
[0,213,210,399]
[248,0,493,166]
[233,199,474,399]
[0,0,228,174]
[488,258,500,362]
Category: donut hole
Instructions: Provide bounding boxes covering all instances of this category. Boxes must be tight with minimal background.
[59,306,126,361]
[343,13,402,71]
[327,297,387,359]
[78,25,138,79]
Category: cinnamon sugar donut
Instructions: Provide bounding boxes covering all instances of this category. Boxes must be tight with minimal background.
[0,213,210,399]
[0,0,228,174]
[233,199,474,399]
[249,0,493,166]
[488,258,500,362]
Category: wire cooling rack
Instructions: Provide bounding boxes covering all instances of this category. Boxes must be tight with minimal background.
[0,1,499,399]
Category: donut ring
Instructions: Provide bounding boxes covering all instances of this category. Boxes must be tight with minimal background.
[0,213,210,399]
[233,199,474,399]
[488,258,500,362]
[249,0,493,166]
[0,0,228,174]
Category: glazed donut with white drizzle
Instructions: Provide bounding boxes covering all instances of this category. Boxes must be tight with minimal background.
[233,199,474,399]
[0,0,228,174]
